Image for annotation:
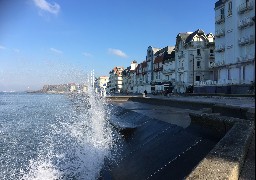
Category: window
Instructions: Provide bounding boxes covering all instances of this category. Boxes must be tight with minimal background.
[197,49,201,56]
[246,0,249,7]
[197,61,201,67]
[196,76,201,81]
[210,49,214,54]
[228,69,231,80]
[228,2,232,16]
[243,66,246,80]
[220,8,225,19]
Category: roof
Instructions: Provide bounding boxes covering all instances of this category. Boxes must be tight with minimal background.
[185,29,205,44]
[141,61,147,68]
[215,0,224,9]
[154,55,164,64]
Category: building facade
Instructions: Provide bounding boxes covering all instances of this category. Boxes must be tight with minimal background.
[214,0,255,89]
[174,29,215,93]
[122,60,138,94]
[107,66,124,93]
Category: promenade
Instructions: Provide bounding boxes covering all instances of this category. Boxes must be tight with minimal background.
[108,94,255,179]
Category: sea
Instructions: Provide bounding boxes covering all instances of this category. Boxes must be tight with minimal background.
[0,91,118,180]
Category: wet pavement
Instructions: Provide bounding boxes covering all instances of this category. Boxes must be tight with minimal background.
[101,102,224,179]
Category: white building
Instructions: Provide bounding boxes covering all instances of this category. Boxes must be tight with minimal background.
[122,60,138,94]
[133,61,148,93]
[107,66,124,93]
[174,29,215,93]
[214,0,255,88]
[98,76,109,95]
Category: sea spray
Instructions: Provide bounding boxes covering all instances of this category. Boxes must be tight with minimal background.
[22,87,117,180]
[0,87,119,179]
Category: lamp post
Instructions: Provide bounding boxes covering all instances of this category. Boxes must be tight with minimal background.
[191,54,195,93]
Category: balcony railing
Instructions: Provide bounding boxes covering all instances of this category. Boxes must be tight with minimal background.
[209,53,215,59]
[153,67,163,72]
[238,35,254,46]
[215,44,225,52]
[215,29,225,37]
[215,15,225,24]
[162,67,175,74]
[177,67,184,72]
[177,53,185,58]
[238,17,254,29]
[238,1,254,14]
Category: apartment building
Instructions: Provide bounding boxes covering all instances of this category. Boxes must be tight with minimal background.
[146,46,161,93]
[96,76,109,95]
[152,46,175,93]
[174,29,215,93]
[214,0,255,93]
[107,66,124,93]
[122,60,138,93]
[133,61,148,93]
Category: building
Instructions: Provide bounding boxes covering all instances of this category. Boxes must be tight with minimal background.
[107,66,124,93]
[174,29,215,93]
[146,46,161,93]
[122,60,138,94]
[152,46,175,93]
[97,76,109,95]
[214,0,255,93]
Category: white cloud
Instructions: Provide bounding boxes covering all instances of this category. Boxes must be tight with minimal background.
[108,48,128,58]
[50,48,62,54]
[0,45,6,50]
[33,0,60,15]
[82,52,93,57]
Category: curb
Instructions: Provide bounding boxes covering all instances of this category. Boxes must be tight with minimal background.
[186,113,254,180]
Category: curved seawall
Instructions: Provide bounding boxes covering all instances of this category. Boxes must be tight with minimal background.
[100,104,223,180]
[104,96,255,180]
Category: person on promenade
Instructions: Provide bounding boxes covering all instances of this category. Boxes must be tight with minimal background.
[144,90,147,97]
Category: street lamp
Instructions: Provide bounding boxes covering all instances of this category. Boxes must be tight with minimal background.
[191,54,195,93]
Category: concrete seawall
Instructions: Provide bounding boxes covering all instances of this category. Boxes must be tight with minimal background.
[106,95,255,180]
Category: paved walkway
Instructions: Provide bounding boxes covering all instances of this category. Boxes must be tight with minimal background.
[145,94,255,108]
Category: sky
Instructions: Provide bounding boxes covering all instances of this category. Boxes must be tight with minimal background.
[0,0,216,91]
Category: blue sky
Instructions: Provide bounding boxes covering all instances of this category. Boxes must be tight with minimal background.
[0,0,216,91]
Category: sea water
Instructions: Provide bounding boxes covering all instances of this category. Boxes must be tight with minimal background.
[0,90,117,179]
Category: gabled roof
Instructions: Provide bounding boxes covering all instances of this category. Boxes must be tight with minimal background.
[185,29,205,44]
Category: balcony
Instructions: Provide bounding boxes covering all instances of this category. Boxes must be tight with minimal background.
[215,15,225,24]
[238,1,254,14]
[238,35,254,46]
[177,67,184,72]
[215,29,225,37]
[162,68,175,74]
[215,44,225,52]
[209,53,215,59]
[215,60,225,67]
[209,62,216,68]
[238,17,254,29]
[177,52,185,59]
[153,67,163,72]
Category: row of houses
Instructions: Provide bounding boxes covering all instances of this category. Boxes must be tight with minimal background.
[103,0,255,94]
